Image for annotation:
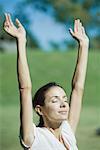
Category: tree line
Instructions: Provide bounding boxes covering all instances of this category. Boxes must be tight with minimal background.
[0,0,100,51]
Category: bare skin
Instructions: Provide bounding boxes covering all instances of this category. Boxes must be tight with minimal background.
[4,13,89,147]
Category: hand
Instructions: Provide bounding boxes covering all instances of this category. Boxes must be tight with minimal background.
[69,19,89,45]
[4,13,26,40]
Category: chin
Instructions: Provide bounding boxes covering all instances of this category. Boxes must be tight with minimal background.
[61,118,67,121]
[57,117,67,122]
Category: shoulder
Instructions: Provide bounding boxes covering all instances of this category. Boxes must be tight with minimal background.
[61,121,77,146]
[61,120,75,136]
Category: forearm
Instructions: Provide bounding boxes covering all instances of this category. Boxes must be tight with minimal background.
[17,38,32,89]
[4,14,34,146]
[72,41,89,90]
[17,38,34,144]
[68,19,89,132]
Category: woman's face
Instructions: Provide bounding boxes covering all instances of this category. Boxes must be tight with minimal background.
[41,86,69,123]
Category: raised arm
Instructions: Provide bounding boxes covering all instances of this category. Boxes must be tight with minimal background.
[4,13,34,146]
[68,19,89,133]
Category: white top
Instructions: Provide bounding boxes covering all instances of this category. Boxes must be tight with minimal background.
[20,121,78,150]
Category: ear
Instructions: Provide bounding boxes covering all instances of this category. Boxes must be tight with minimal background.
[35,105,43,116]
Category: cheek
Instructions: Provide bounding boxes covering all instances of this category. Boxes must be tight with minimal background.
[44,103,59,115]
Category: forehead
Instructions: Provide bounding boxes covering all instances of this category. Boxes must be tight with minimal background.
[45,86,66,98]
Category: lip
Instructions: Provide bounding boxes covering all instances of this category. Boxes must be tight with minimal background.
[59,111,67,114]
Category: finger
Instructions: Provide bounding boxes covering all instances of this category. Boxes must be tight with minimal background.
[4,13,8,21]
[82,26,85,35]
[69,28,75,37]
[77,19,83,34]
[4,13,10,26]
[4,13,8,25]
[79,20,84,34]
[8,13,13,26]
[74,20,78,32]
[78,19,82,32]
[74,19,79,32]
[77,19,81,31]
[79,20,82,28]
[16,18,22,27]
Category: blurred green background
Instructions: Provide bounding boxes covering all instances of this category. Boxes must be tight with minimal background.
[0,50,100,150]
[0,0,100,149]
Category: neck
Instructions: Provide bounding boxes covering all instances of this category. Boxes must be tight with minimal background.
[44,119,62,130]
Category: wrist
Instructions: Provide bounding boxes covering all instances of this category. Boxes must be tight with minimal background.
[17,36,27,43]
[79,39,89,48]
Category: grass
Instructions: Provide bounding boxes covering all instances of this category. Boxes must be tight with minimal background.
[0,50,100,150]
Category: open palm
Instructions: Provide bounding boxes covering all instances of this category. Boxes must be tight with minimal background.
[4,13,26,39]
[69,19,89,43]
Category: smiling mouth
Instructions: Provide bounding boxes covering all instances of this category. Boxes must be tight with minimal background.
[59,111,67,114]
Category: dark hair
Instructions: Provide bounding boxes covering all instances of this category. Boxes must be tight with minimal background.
[32,82,64,127]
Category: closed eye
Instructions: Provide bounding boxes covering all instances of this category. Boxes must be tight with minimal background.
[51,96,69,103]
[51,96,59,103]
[64,100,69,103]
[52,100,58,103]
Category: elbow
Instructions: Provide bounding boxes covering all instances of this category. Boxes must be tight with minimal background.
[19,85,32,91]
[20,127,34,148]
[23,138,32,147]
[22,134,34,148]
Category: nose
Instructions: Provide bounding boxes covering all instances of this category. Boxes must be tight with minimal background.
[60,101,66,108]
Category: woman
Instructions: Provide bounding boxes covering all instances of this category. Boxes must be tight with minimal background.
[4,13,89,150]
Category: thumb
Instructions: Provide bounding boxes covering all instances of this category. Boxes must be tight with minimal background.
[69,28,75,37]
[16,18,22,27]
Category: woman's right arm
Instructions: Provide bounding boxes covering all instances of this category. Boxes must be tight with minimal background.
[4,13,35,146]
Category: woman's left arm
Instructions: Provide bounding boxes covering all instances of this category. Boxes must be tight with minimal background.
[68,19,89,133]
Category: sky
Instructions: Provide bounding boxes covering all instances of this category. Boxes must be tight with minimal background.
[0,0,73,51]
[1,0,99,50]
[30,11,71,50]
